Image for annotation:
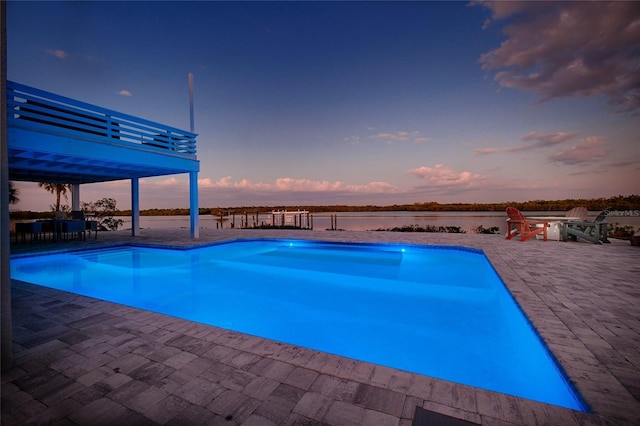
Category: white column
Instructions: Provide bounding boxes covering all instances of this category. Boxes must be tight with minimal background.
[71,183,80,211]
[131,178,140,236]
[190,171,199,239]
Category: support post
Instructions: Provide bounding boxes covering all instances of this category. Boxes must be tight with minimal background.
[189,171,199,239]
[131,178,140,236]
[71,183,80,211]
[1,0,12,372]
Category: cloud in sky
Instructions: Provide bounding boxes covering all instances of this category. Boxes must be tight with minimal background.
[473,131,610,166]
[372,132,409,142]
[8,2,636,210]
[475,131,579,155]
[407,164,485,188]
[346,130,429,145]
[46,49,68,59]
[478,1,640,113]
[198,176,399,194]
[549,136,611,165]
[370,131,428,144]
[521,131,579,147]
[153,177,180,186]
[344,136,360,145]
[475,148,500,155]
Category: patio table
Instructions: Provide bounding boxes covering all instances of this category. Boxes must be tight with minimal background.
[529,216,582,241]
[35,219,87,241]
[14,221,43,243]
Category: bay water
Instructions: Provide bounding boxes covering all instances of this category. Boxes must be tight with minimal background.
[120,210,639,233]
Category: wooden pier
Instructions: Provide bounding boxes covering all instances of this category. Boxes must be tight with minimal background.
[214,210,313,230]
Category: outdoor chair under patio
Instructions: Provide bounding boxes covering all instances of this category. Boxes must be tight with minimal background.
[72,210,98,239]
[562,208,610,244]
[61,219,86,240]
[505,207,548,242]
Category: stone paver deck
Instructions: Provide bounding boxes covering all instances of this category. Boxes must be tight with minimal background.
[3,228,639,425]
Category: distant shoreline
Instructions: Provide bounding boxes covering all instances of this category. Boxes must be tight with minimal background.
[9,195,639,219]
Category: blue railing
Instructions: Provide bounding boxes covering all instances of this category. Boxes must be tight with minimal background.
[6,81,197,158]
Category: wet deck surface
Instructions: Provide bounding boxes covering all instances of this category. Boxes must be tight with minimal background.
[3,228,639,425]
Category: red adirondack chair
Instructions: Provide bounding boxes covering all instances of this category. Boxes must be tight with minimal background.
[505,207,548,242]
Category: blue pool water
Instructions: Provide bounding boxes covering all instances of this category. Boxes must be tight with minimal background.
[11,239,585,411]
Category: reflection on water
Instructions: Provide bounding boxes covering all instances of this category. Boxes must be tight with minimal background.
[114,211,640,233]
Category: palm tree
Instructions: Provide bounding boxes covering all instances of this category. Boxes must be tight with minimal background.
[38,183,72,212]
[9,181,20,204]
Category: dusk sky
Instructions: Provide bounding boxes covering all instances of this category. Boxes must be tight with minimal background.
[8,1,640,211]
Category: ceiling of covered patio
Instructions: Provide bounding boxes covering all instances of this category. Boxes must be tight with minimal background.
[8,139,198,184]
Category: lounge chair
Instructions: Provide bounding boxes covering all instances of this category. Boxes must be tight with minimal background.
[562,208,610,244]
[566,206,588,221]
[506,207,548,242]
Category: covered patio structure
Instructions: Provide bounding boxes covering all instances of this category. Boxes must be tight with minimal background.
[1,74,199,370]
[5,80,200,238]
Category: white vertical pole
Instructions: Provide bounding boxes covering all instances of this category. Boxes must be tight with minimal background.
[188,74,198,239]
[71,183,80,211]
[188,73,194,133]
[190,171,199,239]
[131,178,140,236]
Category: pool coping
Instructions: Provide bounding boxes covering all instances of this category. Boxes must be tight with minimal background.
[4,229,639,425]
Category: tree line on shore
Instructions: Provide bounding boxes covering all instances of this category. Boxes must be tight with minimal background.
[10,194,638,219]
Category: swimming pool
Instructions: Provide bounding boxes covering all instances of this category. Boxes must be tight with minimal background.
[11,239,585,411]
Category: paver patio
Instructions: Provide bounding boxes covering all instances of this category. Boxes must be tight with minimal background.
[3,228,639,425]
